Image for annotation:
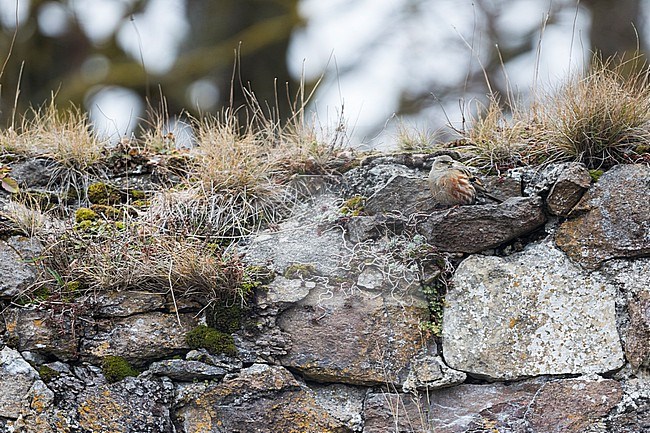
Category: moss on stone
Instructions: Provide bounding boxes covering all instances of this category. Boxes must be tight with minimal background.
[101,356,139,383]
[128,189,146,200]
[75,207,99,223]
[89,204,123,220]
[87,182,121,205]
[284,263,317,279]
[207,303,244,334]
[38,365,61,383]
[185,325,237,356]
[339,195,366,216]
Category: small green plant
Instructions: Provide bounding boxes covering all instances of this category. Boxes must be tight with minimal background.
[284,263,317,279]
[420,283,445,338]
[75,207,98,223]
[589,169,604,182]
[185,325,237,356]
[101,356,139,383]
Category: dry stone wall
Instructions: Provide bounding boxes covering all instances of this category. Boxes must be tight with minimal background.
[1,155,649,432]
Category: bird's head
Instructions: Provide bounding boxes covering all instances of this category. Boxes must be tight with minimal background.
[431,155,455,171]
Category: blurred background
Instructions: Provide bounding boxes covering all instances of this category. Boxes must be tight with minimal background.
[0,0,646,148]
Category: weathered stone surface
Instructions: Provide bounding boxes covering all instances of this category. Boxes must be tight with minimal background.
[174,363,351,433]
[277,272,428,386]
[0,239,37,299]
[311,383,365,432]
[526,378,622,433]
[600,259,650,370]
[556,164,650,269]
[481,176,522,202]
[364,176,437,215]
[402,350,466,393]
[246,194,430,385]
[9,158,56,189]
[92,291,167,317]
[345,214,405,243]
[80,312,198,366]
[147,359,227,381]
[546,162,592,216]
[363,380,543,433]
[4,307,79,361]
[417,197,546,253]
[74,377,174,433]
[0,347,38,418]
[443,241,624,380]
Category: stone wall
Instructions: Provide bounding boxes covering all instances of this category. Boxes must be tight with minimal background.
[1,155,649,432]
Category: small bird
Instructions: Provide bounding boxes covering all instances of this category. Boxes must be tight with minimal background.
[428,155,500,206]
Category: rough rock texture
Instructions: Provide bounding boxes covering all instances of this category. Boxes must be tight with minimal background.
[402,348,467,393]
[363,380,543,433]
[4,307,80,361]
[364,176,437,215]
[556,164,650,269]
[80,312,198,366]
[246,194,430,386]
[417,197,546,253]
[443,241,624,380]
[174,363,351,433]
[546,162,592,216]
[0,239,37,299]
[147,359,227,381]
[526,378,622,433]
[0,347,39,418]
[601,259,650,370]
[344,214,405,243]
[311,384,366,432]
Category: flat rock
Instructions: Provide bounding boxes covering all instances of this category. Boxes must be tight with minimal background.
[555,164,650,269]
[363,380,543,433]
[364,176,437,215]
[80,312,198,366]
[443,241,624,380]
[311,383,365,432]
[92,290,167,317]
[147,359,227,381]
[174,363,351,433]
[402,351,467,393]
[526,378,622,433]
[417,196,546,253]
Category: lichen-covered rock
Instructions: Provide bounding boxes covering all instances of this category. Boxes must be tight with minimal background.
[92,291,167,317]
[417,196,546,253]
[311,383,365,432]
[344,214,405,243]
[525,378,622,433]
[245,194,431,385]
[363,379,543,433]
[555,164,650,269]
[277,269,428,386]
[443,241,624,380]
[174,363,351,433]
[0,239,38,299]
[80,312,198,366]
[601,259,650,370]
[0,347,39,418]
[401,350,466,393]
[364,176,437,215]
[546,162,592,216]
[147,359,227,382]
[4,307,79,361]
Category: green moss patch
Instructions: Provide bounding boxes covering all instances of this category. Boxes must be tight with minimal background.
[101,356,139,383]
[87,182,121,205]
[75,207,98,223]
[185,325,237,356]
[38,365,61,383]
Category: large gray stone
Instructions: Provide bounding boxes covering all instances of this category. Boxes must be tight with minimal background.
[556,164,650,269]
[443,241,624,380]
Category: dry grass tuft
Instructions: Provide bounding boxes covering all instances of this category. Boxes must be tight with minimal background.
[535,57,650,168]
